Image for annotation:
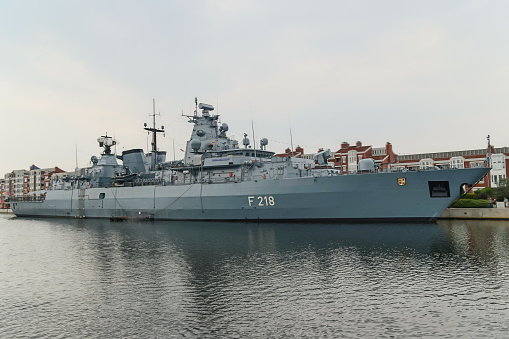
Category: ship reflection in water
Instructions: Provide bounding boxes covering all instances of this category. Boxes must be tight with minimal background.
[1,216,509,338]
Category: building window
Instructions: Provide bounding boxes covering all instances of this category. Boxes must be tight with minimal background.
[348,150,357,172]
[450,157,464,169]
[420,158,433,170]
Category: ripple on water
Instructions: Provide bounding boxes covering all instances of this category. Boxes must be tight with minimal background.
[1,217,509,337]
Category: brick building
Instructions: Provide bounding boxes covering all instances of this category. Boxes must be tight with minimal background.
[333,141,397,173]
[0,178,7,209]
[395,146,508,189]
[274,146,306,158]
[275,142,397,171]
[274,141,507,190]
[25,165,65,193]
[1,166,65,205]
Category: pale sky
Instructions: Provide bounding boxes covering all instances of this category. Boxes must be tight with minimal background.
[1,1,508,176]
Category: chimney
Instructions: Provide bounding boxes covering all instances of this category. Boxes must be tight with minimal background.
[356,141,362,147]
[385,142,393,153]
[296,146,304,155]
[386,142,395,163]
[341,142,350,149]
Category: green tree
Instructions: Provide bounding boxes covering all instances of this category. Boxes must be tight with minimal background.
[494,178,509,201]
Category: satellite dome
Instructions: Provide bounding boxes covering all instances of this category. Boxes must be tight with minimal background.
[190,139,202,151]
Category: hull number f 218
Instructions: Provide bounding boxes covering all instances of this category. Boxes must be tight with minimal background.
[248,196,275,207]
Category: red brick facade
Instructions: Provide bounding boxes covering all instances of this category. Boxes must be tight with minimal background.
[274,141,507,190]
[274,146,306,158]
[333,141,397,173]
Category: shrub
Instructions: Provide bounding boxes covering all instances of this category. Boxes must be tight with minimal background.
[461,193,476,200]
[474,187,494,196]
[478,192,488,200]
[450,199,490,208]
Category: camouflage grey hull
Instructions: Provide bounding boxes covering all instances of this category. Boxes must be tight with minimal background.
[11,167,489,222]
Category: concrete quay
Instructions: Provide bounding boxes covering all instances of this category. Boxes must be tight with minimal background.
[440,207,509,220]
[1,207,507,220]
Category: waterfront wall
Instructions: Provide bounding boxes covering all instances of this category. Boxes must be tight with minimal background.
[1,207,507,219]
[440,207,509,220]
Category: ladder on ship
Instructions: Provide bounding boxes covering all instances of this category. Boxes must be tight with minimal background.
[78,189,85,218]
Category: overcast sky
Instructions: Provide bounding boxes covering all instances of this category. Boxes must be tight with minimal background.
[1,0,508,176]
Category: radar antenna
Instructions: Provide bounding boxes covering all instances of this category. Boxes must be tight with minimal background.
[182,97,201,122]
[97,133,116,155]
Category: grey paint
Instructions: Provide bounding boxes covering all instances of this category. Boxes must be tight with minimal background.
[11,103,490,222]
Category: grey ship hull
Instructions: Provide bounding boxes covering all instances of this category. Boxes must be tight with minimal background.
[11,167,489,222]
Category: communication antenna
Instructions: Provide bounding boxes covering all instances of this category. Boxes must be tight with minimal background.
[288,115,294,155]
[144,98,165,170]
[113,134,117,155]
[250,104,257,158]
[290,127,294,155]
[173,139,176,161]
[252,119,257,158]
[75,143,79,172]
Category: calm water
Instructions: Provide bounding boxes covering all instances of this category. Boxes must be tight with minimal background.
[1,214,509,338]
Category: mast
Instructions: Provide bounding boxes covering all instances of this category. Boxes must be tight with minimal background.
[486,135,492,167]
[290,127,294,155]
[252,119,257,158]
[144,99,165,170]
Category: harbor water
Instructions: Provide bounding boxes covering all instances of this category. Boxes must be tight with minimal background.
[1,214,508,338]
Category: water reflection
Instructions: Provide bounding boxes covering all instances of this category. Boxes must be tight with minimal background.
[437,219,509,278]
[1,216,509,338]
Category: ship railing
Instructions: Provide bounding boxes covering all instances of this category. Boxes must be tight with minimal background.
[7,195,46,202]
[205,177,238,184]
[388,165,486,172]
[159,176,240,185]
[115,178,165,187]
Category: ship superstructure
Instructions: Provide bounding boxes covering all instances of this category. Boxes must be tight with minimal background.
[10,100,490,222]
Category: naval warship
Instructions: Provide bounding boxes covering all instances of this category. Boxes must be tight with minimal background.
[11,100,490,222]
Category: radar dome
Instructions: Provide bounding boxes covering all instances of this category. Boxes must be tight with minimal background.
[190,139,202,151]
[221,123,229,132]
